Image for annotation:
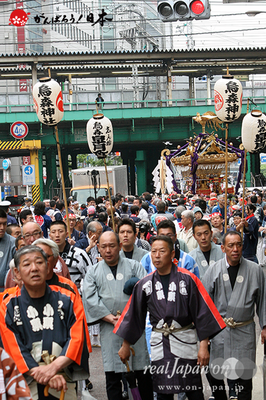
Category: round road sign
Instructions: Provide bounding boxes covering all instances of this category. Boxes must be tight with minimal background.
[10,121,29,139]
[2,159,10,170]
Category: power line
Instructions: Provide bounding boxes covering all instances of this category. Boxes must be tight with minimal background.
[0,16,263,32]
[2,24,266,46]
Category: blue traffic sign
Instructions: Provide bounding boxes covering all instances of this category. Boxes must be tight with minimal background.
[261,156,266,164]
[2,159,10,170]
[24,166,33,175]
[22,165,35,186]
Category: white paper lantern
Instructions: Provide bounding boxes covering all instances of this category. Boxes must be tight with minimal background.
[214,75,243,122]
[241,110,266,153]
[32,77,64,125]
[86,113,113,159]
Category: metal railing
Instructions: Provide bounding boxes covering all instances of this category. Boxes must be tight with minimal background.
[1,96,266,114]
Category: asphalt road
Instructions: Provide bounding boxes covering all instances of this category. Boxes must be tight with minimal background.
[86,347,108,400]
[85,265,266,400]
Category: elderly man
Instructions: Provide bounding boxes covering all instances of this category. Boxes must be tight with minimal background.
[176,210,197,252]
[189,219,223,278]
[32,238,77,293]
[33,238,91,354]
[22,221,43,245]
[202,231,266,400]
[118,219,148,262]
[0,245,90,400]
[21,222,70,279]
[75,221,103,264]
[5,237,90,352]
[0,209,16,291]
[116,236,225,400]
[83,231,153,400]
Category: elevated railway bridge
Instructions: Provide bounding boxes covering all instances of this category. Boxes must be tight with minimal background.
[0,48,266,198]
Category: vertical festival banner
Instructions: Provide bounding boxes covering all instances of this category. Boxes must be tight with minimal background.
[16,0,27,92]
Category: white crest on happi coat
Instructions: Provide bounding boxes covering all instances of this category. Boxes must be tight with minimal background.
[179,280,188,296]
[142,280,152,295]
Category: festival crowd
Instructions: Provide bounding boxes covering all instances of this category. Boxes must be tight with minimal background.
[0,188,266,400]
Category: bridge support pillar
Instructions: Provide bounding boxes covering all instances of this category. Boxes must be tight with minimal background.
[167,62,172,107]
[44,149,58,199]
[30,148,41,204]
[122,149,136,196]
[189,77,196,106]
[135,150,147,196]
[61,149,71,196]
[250,153,261,186]
[70,152,77,170]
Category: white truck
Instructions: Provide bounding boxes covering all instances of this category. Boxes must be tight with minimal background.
[71,165,128,204]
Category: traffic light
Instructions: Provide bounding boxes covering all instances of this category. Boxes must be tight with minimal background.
[157,0,210,22]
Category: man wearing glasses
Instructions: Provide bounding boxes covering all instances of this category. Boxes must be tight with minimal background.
[22,222,70,279]
[22,222,43,245]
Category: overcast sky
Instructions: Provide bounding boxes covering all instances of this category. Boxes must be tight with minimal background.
[172,0,266,50]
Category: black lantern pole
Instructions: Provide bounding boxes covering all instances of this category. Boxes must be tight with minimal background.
[224,123,229,232]
[104,158,115,231]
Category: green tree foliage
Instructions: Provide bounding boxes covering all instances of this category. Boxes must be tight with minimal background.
[77,154,122,167]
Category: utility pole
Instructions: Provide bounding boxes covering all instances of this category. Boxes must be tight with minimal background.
[117,4,160,107]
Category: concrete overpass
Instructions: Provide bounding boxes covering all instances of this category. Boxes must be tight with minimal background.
[0,97,264,198]
[1,47,266,198]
